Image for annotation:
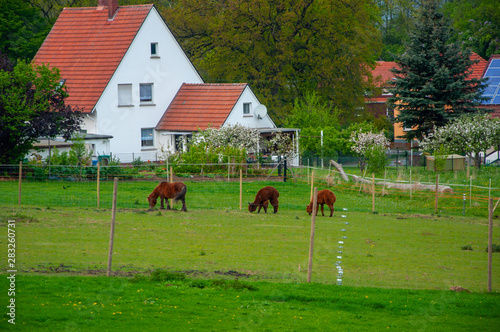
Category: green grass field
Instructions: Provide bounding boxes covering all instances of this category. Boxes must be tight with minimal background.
[0,176,499,330]
[1,274,498,331]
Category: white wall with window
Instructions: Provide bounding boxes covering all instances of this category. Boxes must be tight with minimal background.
[92,7,203,162]
[118,84,133,106]
[140,83,153,104]
[243,102,251,116]
[150,42,159,57]
[141,128,154,147]
[225,86,276,129]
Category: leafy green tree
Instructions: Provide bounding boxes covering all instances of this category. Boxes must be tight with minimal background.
[0,54,82,164]
[286,92,339,129]
[163,0,382,125]
[388,0,489,141]
[443,0,500,59]
[67,133,92,166]
[350,129,390,173]
[0,0,51,61]
[340,121,377,155]
[419,113,500,169]
[285,92,341,159]
[377,0,419,61]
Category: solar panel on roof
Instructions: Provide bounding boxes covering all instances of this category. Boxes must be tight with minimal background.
[485,68,500,76]
[483,59,500,104]
[490,59,500,67]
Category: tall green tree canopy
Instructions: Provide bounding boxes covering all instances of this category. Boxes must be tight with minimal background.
[285,92,341,158]
[0,0,52,61]
[443,0,500,59]
[163,0,382,125]
[388,0,488,141]
[0,53,82,164]
[377,0,418,61]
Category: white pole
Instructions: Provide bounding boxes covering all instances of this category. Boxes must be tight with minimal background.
[410,139,413,167]
[321,130,324,169]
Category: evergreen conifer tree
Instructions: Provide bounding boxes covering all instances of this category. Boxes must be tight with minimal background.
[388,0,488,141]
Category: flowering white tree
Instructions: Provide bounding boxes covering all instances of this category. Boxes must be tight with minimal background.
[267,131,297,159]
[194,123,260,150]
[350,130,390,173]
[419,113,500,169]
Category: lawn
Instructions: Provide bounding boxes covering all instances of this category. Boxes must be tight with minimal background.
[0,274,498,331]
[0,176,499,330]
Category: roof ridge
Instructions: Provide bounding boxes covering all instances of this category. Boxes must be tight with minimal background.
[184,83,247,86]
[63,4,153,10]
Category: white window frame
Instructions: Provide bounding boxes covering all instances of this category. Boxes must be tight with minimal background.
[243,102,251,116]
[118,84,133,106]
[140,83,154,104]
[141,128,154,148]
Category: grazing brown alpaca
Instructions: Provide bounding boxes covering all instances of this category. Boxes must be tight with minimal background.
[147,182,187,211]
[306,189,336,217]
[248,186,279,213]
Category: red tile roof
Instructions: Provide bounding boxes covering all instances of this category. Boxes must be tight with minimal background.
[372,61,399,87]
[468,52,488,79]
[367,53,489,104]
[370,52,488,88]
[156,83,247,132]
[33,5,153,113]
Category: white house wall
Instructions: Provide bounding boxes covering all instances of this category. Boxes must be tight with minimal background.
[93,8,203,163]
[81,114,97,134]
[224,87,276,129]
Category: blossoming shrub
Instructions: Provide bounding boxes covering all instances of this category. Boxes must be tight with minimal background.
[350,130,390,174]
[171,124,259,174]
[419,113,500,169]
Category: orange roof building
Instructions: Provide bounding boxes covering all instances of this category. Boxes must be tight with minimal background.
[366,53,490,144]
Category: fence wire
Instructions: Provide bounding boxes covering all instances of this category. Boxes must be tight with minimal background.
[0,163,498,292]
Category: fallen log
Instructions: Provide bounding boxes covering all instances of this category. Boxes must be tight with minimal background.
[329,160,350,181]
[352,175,371,185]
[328,159,454,194]
[377,181,454,194]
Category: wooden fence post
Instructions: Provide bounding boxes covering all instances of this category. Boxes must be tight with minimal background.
[307,187,318,283]
[310,170,315,200]
[488,198,493,292]
[107,177,118,277]
[469,177,472,207]
[97,162,100,209]
[18,161,22,205]
[409,170,412,200]
[239,168,242,210]
[434,174,439,214]
[170,166,173,183]
[372,173,375,213]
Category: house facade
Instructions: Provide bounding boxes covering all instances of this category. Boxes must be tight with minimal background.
[366,53,491,144]
[33,0,278,163]
[366,53,500,165]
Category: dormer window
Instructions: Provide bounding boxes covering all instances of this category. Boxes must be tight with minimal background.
[151,42,159,57]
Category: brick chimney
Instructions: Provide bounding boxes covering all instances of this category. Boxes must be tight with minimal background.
[97,0,118,20]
